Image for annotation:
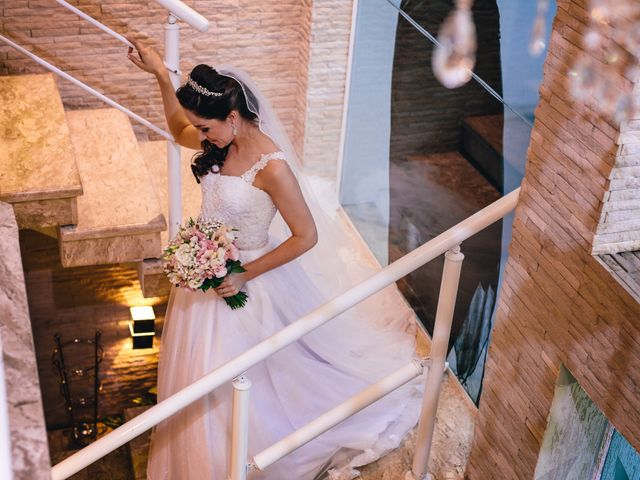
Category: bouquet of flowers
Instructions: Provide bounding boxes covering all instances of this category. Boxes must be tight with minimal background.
[162,217,248,309]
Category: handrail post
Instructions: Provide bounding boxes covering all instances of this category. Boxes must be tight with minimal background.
[164,13,182,238]
[229,374,251,480]
[407,246,464,480]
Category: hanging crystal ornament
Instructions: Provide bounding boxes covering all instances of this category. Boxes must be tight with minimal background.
[583,30,602,50]
[570,0,640,124]
[626,65,640,84]
[590,0,639,24]
[529,0,549,56]
[432,0,477,89]
[589,0,611,24]
[570,58,598,103]
[622,22,640,54]
[594,77,621,115]
[613,94,636,124]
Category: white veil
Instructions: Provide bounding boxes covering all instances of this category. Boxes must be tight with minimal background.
[215,65,423,477]
[216,65,385,300]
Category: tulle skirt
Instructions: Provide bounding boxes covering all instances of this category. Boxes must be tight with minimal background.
[146,240,425,480]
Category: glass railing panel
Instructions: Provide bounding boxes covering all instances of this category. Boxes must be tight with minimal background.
[339,0,556,403]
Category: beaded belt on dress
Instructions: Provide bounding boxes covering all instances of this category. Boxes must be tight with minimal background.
[238,239,270,253]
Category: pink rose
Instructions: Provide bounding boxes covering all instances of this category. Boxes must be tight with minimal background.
[214,265,228,278]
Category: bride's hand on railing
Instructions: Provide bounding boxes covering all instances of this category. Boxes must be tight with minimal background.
[127,37,166,78]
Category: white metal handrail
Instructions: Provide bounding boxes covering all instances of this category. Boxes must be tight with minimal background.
[251,358,429,472]
[152,0,210,32]
[50,187,520,480]
[56,0,208,36]
[247,249,459,480]
[54,0,181,75]
[0,34,174,142]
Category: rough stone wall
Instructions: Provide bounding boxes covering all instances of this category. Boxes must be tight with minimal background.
[390,0,503,162]
[0,0,314,158]
[466,1,640,478]
[0,205,51,480]
[19,229,167,428]
[302,0,353,179]
[593,91,640,253]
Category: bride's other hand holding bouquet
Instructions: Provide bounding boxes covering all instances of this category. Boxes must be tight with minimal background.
[163,217,249,309]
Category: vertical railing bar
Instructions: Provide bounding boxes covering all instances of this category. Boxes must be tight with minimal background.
[163,14,183,238]
[229,375,252,480]
[408,245,465,480]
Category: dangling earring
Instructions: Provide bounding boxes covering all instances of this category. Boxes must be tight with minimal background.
[231,124,238,136]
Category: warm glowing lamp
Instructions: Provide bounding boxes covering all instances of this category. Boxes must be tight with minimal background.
[129,306,155,349]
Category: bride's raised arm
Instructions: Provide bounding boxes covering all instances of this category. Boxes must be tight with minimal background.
[126,38,201,150]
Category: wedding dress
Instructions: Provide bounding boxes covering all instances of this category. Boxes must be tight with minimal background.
[146,66,426,480]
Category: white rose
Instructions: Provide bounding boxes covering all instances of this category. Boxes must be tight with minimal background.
[175,244,193,266]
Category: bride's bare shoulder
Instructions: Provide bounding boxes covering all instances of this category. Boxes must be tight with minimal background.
[254,157,296,194]
[261,156,292,180]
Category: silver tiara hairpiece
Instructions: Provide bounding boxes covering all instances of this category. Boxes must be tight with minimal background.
[186,75,223,97]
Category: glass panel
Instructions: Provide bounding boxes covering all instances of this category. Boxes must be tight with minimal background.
[534,366,610,479]
[339,0,555,403]
[340,0,403,265]
[600,431,640,480]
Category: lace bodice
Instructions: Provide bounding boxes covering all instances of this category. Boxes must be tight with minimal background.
[198,151,283,250]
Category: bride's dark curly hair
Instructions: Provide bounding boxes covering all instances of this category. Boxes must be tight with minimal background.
[176,64,259,183]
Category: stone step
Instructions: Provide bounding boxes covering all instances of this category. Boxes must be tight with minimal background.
[358,372,475,480]
[460,114,504,194]
[58,109,166,267]
[48,428,134,479]
[0,73,83,229]
[136,140,202,297]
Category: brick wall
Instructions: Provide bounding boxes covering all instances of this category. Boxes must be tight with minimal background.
[390,0,502,162]
[294,0,312,169]
[0,0,314,159]
[302,0,353,179]
[466,1,640,478]
[19,229,167,427]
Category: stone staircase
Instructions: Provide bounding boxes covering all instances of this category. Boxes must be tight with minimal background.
[0,72,199,298]
[460,114,504,194]
[0,74,82,230]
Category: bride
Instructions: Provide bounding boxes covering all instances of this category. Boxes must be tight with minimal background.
[128,39,425,480]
